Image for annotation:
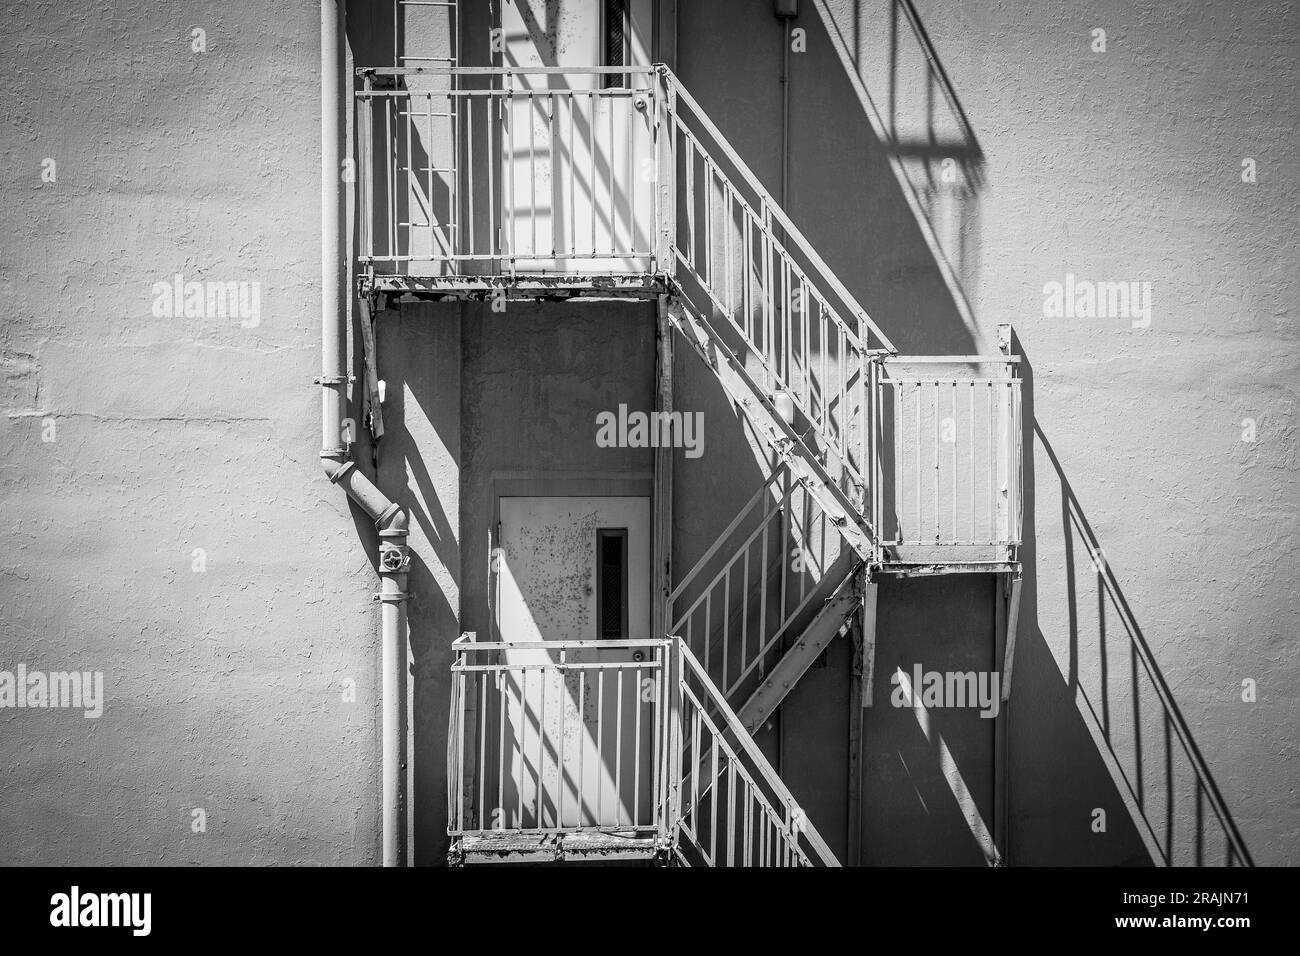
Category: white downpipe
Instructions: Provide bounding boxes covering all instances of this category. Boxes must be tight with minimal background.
[320,0,409,868]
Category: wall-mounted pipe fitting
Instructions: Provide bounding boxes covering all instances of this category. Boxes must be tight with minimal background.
[322,0,410,868]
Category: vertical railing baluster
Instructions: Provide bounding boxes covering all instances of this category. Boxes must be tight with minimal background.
[722,565,731,691]
[528,91,537,259]
[568,91,576,261]
[505,73,515,277]
[742,214,752,341]
[932,382,939,542]
[488,89,497,265]
[466,87,474,262]
[385,95,395,264]
[535,667,545,829]
[596,668,605,826]
[724,189,734,315]
[607,91,616,256]
[914,383,922,543]
[741,539,750,681]
[588,91,596,258]
[726,762,736,866]
[549,92,558,259]
[497,667,506,827]
[951,381,958,545]
[633,663,642,826]
[615,668,624,826]
[969,380,975,546]
[987,383,994,544]
[478,670,487,828]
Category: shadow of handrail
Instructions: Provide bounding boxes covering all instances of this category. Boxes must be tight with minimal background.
[814,0,986,347]
[1037,423,1254,867]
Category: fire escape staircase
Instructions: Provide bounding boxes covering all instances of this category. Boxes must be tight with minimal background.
[354,62,1022,865]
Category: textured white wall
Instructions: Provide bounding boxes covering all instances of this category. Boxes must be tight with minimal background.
[0,0,384,864]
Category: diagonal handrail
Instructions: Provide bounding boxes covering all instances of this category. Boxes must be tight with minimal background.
[660,66,895,354]
[674,639,841,866]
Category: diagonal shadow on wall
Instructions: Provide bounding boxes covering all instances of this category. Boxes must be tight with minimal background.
[802,0,1254,866]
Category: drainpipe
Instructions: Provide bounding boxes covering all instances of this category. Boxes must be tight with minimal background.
[319,0,409,868]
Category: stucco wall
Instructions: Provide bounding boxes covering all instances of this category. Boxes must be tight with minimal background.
[0,0,382,864]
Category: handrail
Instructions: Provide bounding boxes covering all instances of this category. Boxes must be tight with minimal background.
[669,462,855,702]
[660,66,896,354]
[676,640,841,866]
[358,65,659,76]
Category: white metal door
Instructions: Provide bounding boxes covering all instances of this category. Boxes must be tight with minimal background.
[491,496,654,829]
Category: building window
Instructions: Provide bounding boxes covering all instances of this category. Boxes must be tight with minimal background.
[603,0,627,88]
[596,528,629,639]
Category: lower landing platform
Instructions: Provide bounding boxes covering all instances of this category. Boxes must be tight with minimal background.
[449,831,667,866]
[876,560,1020,578]
[361,272,672,302]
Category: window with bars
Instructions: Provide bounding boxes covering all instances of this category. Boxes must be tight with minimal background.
[596,528,629,639]
[603,0,627,88]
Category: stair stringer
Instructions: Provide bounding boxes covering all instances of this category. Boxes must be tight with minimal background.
[734,569,861,735]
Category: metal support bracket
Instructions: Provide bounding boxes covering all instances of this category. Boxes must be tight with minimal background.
[1000,571,1023,702]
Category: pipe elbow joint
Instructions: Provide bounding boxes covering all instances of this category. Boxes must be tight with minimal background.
[321,451,408,533]
[377,503,408,533]
[321,450,349,483]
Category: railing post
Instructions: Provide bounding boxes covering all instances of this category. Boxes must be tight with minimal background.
[666,636,684,844]
[866,352,877,560]
[504,70,515,280]
[656,68,677,282]
[358,72,373,270]
[447,641,462,836]
[996,325,1012,547]
[459,631,477,833]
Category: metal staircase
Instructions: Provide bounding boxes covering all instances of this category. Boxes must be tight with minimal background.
[354,59,1022,866]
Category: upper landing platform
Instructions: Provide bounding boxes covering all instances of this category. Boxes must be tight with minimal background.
[359,272,672,301]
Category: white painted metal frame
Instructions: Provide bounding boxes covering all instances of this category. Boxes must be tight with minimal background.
[446,634,839,866]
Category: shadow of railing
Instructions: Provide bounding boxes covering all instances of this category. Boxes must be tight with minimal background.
[815,0,985,342]
[1037,424,1254,867]
[811,1,1253,866]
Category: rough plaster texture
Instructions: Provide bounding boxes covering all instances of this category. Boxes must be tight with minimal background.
[1,0,381,864]
[1,0,1295,866]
